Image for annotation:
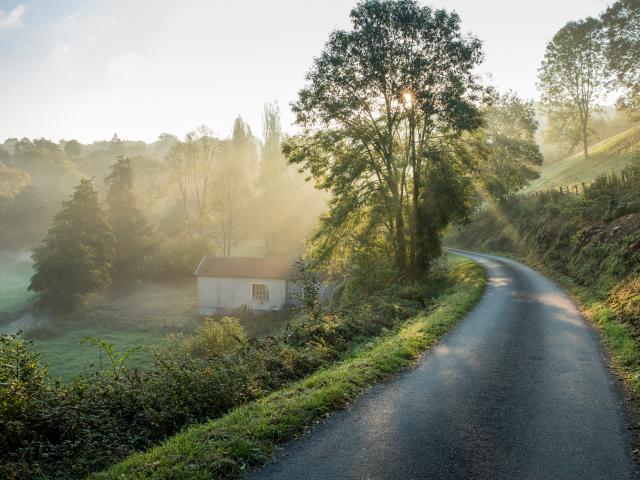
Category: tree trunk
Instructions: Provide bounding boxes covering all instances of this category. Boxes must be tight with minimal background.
[412,151,426,277]
[583,124,589,159]
[395,209,407,274]
[582,110,589,160]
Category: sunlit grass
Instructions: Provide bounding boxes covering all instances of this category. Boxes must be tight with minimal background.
[528,125,640,191]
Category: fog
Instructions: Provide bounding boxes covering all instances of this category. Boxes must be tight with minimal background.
[0,104,326,377]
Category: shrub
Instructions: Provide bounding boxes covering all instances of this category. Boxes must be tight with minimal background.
[161,316,247,360]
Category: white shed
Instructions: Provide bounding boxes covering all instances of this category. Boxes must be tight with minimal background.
[194,257,298,315]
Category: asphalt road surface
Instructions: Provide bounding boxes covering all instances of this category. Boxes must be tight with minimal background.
[251,250,638,480]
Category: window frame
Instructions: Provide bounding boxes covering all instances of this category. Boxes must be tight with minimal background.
[252,283,269,303]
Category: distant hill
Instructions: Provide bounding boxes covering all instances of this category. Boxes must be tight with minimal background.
[529,125,640,191]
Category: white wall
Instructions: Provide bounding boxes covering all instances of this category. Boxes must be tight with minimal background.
[197,276,288,315]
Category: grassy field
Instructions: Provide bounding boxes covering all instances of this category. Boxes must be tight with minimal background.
[97,257,486,479]
[528,125,640,191]
[9,279,296,381]
[0,251,35,321]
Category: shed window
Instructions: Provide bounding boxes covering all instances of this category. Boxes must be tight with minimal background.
[252,284,269,303]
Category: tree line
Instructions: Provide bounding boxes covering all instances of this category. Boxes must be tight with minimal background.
[6,104,324,311]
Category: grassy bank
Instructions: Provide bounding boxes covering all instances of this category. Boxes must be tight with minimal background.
[528,125,640,191]
[96,257,485,479]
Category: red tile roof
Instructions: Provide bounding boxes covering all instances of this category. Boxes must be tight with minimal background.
[195,257,298,279]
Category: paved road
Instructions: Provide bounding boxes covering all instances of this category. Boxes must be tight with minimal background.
[251,251,638,480]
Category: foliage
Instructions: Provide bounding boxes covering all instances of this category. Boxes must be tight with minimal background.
[166,126,219,236]
[538,17,610,158]
[29,179,114,312]
[209,118,256,257]
[63,139,82,157]
[0,185,53,249]
[286,0,488,278]
[160,317,247,360]
[147,232,210,279]
[257,102,304,255]
[105,156,154,280]
[80,336,142,375]
[479,91,543,202]
[541,101,588,156]
[449,156,640,299]
[602,0,640,117]
[293,258,322,323]
[0,164,30,198]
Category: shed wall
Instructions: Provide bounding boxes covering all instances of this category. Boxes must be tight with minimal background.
[197,276,288,315]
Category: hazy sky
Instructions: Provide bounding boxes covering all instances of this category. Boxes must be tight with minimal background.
[0,0,610,143]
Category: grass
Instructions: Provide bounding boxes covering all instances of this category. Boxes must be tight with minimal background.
[18,279,296,381]
[577,293,640,398]
[529,125,640,191]
[95,257,486,479]
[24,280,199,380]
[34,327,160,379]
[0,251,35,320]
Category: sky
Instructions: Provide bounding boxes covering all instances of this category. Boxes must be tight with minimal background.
[0,0,611,144]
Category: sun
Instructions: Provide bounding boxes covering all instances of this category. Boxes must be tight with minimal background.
[402,91,414,108]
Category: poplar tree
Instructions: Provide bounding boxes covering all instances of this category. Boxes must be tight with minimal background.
[105,156,153,280]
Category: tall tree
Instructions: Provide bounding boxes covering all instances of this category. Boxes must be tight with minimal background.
[166,126,218,236]
[284,0,486,276]
[29,179,114,311]
[602,0,640,116]
[210,118,256,257]
[480,92,543,202]
[538,17,609,159]
[257,102,291,252]
[105,156,153,280]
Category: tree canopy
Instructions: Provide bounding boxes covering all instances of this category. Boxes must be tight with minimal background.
[537,17,610,159]
[480,92,543,202]
[29,179,114,311]
[602,0,640,116]
[285,0,487,277]
[105,157,153,280]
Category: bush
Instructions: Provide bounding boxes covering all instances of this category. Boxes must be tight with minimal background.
[161,316,247,360]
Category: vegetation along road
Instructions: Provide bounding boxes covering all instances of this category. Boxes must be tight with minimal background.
[252,251,637,480]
